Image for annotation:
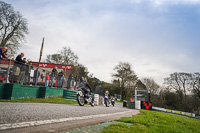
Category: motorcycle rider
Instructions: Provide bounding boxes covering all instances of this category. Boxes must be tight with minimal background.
[80,76,92,98]
[105,90,111,99]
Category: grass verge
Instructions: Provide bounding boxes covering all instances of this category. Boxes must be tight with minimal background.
[102,110,200,133]
[115,101,123,103]
[0,97,78,104]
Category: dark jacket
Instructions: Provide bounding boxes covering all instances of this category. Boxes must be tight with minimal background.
[51,68,57,77]
[14,54,26,67]
[57,71,64,80]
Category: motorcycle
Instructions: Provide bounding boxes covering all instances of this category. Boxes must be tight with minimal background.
[111,97,115,106]
[104,96,110,107]
[76,83,94,107]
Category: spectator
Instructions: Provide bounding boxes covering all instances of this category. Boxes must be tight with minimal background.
[0,47,8,63]
[50,67,57,87]
[12,53,27,83]
[45,72,50,87]
[33,69,40,85]
[57,70,64,88]
[8,68,14,83]
[24,62,33,85]
[67,74,72,89]
[18,58,27,85]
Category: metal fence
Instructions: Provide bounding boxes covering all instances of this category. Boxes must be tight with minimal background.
[0,59,75,89]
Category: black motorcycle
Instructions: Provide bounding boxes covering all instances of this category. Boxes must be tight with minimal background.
[111,97,115,106]
[76,82,94,107]
[104,96,110,107]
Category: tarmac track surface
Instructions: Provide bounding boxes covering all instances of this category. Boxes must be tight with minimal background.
[0,102,139,133]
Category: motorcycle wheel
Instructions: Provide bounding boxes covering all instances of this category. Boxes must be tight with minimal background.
[106,101,109,107]
[105,101,108,107]
[112,102,114,106]
[90,97,94,107]
[77,93,85,106]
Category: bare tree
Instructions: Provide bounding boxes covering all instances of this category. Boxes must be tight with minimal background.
[164,72,192,111]
[112,62,137,100]
[190,73,200,99]
[46,47,78,65]
[142,77,160,94]
[0,1,28,56]
[46,54,62,64]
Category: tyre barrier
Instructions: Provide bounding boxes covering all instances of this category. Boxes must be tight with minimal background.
[63,89,77,100]
[63,89,95,100]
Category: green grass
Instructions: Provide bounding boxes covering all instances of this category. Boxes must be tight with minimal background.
[0,97,78,104]
[102,110,200,133]
[115,100,123,103]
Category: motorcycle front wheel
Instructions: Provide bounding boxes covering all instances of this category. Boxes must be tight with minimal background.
[77,93,85,106]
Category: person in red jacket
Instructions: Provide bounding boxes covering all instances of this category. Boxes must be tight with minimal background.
[45,72,50,87]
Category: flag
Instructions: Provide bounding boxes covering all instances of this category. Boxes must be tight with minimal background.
[38,37,44,65]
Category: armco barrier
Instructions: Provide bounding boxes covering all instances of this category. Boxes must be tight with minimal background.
[152,106,196,118]
[0,83,63,99]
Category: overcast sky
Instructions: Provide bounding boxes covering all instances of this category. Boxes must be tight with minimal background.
[3,0,200,85]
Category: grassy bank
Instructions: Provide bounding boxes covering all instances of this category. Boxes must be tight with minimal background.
[102,110,200,133]
[0,97,78,104]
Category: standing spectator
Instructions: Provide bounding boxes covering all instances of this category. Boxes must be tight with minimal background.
[51,67,57,87]
[67,74,72,89]
[0,47,8,63]
[45,72,50,87]
[57,70,64,88]
[24,62,31,85]
[12,53,27,83]
[33,69,40,85]
[9,68,14,83]
[61,75,66,88]
[18,58,27,85]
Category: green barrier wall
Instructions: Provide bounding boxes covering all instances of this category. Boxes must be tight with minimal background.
[0,83,5,99]
[45,87,63,98]
[0,83,94,100]
[0,83,64,99]
[128,102,135,109]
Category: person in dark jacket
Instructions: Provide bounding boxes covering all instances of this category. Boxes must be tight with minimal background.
[18,58,27,85]
[57,70,64,88]
[33,69,40,85]
[50,67,57,87]
[12,53,27,83]
[0,47,8,63]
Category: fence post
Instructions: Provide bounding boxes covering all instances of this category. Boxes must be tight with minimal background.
[6,59,11,83]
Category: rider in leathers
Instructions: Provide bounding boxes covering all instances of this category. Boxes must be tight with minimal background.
[80,77,92,98]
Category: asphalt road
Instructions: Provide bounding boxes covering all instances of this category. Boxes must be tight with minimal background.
[0,102,139,132]
[0,102,128,124]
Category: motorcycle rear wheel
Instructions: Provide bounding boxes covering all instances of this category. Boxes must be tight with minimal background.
[90,97,94,107]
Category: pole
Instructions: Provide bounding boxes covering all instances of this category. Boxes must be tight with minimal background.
[6,59,11,83]
[148,88,151,102]
[35,38,44,86]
